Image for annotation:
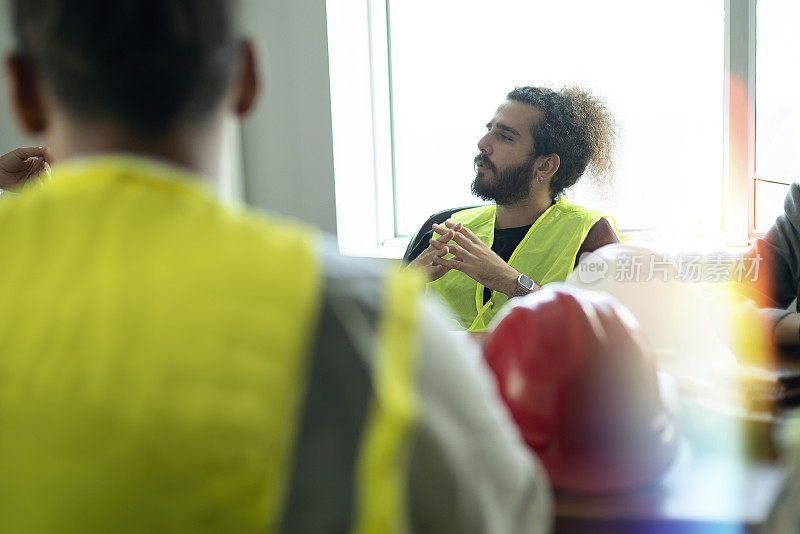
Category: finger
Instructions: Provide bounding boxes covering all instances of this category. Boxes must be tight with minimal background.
[433,228,455,243]
[28,159,51,180]
[443,220,481,246]
[441,241,471,260]
[458,225,483,245]
[431,255,460,269]
[431,223,458,240]
[443,220,464,232]
[13,146,50,162]
[423,243,451,259]
[445,229,478,250]
[428,238,450,252]
[415,246,437,264]
[36,161,52,182]
[433,225,477,251]
[27,159,45,174]
[418,242,450,265]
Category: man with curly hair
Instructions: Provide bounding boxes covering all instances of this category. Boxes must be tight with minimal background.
[405,86,621,331]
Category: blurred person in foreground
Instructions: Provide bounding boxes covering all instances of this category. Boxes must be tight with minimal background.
[405,86,620,331]
[0,1,550,533]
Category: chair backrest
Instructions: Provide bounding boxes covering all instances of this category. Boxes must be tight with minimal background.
[403,205,478,262]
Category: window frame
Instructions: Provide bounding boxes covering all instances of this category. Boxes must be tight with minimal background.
[723,0,759,243]
[328,0,761,257]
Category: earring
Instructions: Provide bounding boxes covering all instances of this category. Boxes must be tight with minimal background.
[536,174,543,184]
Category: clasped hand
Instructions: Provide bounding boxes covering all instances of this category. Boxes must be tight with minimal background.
[409,219,522,297]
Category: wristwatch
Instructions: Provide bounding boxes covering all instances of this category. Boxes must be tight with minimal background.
[512,273,536,298]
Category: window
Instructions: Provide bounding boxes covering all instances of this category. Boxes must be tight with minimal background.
[754,0,800,232]
[389,0,724,238]
[328,1,761,257]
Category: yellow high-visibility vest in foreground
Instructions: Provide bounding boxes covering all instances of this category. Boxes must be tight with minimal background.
[0,155,422,534]
[428,200,615,331]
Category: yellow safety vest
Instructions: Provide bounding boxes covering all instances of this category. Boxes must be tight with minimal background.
[0,155,422,534]
[428,199,615,331]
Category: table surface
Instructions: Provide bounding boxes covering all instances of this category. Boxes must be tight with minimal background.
[554,445,790,533]
[552,359,800,533]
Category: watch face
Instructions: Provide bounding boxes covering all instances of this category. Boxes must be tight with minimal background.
[519,274,535,291]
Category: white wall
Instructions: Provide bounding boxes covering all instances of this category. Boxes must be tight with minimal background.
[0,11,39,156]
[239,0,338,235]
[0,1,339,236]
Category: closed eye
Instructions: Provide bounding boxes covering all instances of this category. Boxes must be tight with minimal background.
[486,123,513,142]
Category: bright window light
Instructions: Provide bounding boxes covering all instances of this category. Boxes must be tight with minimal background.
[388,0,724,237]
[755,0,800,182]
[754,179,790,231]
[754,0,800,230]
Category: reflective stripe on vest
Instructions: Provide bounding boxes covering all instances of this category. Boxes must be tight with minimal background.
[278,262,424,534]
[353,268,423,534]
[428,198,614,331]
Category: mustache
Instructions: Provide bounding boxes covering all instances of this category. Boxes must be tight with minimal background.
[474,154,496,172]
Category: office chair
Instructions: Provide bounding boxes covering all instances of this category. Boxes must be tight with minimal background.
[403,205,478,262]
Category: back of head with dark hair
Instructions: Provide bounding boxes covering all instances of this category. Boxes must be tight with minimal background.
[13,0,240,132]
[507,86,617,200]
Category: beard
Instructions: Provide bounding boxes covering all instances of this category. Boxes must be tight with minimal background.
[471,154,536,206]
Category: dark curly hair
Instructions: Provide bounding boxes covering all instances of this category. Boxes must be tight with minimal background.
[507,86,618,200]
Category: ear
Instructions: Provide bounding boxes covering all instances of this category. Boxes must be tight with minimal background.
[231,40,260,118]
[536,153,560,180]
[6,53,47,134]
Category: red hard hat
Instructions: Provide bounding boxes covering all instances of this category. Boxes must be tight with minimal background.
[484,284,678,494]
